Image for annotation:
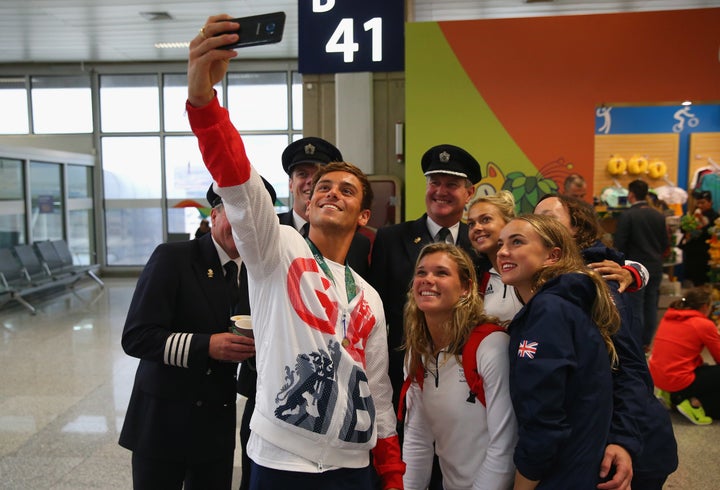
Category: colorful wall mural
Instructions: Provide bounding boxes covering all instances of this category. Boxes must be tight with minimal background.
[405,8,720,218]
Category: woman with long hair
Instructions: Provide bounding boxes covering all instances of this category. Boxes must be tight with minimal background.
[650,286,720,424]
[402,242,517,490]
[497,214,619,489]
[534,194,678,490]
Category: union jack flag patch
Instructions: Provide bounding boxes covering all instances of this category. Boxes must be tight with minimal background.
[518,340,538,359]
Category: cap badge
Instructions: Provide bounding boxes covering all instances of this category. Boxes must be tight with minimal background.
[304,143,316,155]
[439,151,451,163]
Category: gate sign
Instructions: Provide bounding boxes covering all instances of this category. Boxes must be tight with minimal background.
[298,0,404,74]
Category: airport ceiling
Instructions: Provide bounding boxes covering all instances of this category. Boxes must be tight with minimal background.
[0,0,718,65]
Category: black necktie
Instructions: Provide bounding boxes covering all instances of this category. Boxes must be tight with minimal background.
[224,261,240,307]
[438,227,451,243]
[300,222,310,237]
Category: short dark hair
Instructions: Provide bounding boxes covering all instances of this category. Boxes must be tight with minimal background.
[628,179,648,200]
[537,193,601,250]
[563,173,586,191]
[310,161,374,211]
[692,189,713,201]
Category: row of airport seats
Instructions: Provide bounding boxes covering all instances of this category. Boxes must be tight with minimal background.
[0,240,104,314]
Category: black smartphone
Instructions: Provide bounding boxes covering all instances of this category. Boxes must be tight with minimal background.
[217,12,286,49]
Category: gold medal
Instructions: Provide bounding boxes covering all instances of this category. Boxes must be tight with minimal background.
[342,337,351,348]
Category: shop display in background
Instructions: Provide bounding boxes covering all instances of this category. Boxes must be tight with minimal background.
[706,217,720,284]
[710,286,720,325]
[680,213,703,239]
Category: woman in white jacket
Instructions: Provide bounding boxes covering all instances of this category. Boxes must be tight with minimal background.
[402,243,517,490]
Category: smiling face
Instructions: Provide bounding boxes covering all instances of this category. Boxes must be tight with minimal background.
[425,174,474,227]
[497,219,559,301]
[467,201,508,258]
[307,170,370,232]
[289,162,320,219]
[412,251,469,321]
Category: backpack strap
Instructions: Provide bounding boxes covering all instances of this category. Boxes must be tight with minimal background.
[462,323,507,405]
[397,365,424,422]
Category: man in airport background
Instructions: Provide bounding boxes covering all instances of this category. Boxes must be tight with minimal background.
[614,179,669,351]
[563,173,588,200]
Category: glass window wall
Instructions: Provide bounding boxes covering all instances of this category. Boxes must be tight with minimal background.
[29,161,63,242]
[100,75,159,133]
[0,78,29,134]
[31,76,92,134]
[228,72,288,131]
[0,158,25,247]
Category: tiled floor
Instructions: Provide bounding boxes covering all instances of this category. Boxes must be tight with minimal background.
[0,277,719,489]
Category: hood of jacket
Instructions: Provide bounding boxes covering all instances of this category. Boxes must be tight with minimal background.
[534,272,596,312]
[661,307,707,323]
[581,239,625,266]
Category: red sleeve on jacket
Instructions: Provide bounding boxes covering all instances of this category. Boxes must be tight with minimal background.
[186,93,251,188]
[372,435,405,490]
[622,265,642,293]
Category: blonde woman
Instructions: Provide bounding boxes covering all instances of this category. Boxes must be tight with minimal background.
[466,191,521,322]
[497,215,619,489]
[402,243,517,490]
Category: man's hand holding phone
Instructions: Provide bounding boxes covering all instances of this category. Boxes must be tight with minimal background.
[216,12,286,49]
[188,15,239,108]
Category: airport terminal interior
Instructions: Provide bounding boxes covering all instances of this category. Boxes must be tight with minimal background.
[2,1,720,488]
[0,281,718,488]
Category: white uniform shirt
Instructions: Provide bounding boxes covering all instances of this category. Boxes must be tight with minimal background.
[483,267,523,323]
[403,332,517,490]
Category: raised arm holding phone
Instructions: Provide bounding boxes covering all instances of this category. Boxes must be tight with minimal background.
[187,15,404,490]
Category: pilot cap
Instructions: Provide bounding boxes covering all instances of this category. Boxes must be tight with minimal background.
[421,144,482,184]
[281,137,343,175]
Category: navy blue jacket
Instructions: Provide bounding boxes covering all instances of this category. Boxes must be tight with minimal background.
[508,273,613,488]
[119,233,238,461]
[582,241,678,479]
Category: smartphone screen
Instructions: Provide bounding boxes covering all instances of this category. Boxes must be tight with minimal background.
[217,12,286,49]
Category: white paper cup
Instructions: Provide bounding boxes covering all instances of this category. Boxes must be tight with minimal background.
[230,315,253,338]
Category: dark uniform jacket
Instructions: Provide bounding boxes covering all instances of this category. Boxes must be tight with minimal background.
[369,213,474,408]
[119,233,238,461]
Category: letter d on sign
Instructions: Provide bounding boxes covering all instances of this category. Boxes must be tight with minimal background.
[313,0,335,13]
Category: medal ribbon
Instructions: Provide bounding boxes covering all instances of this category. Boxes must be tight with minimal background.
[305,238,357,303]
[306,238,358,347]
